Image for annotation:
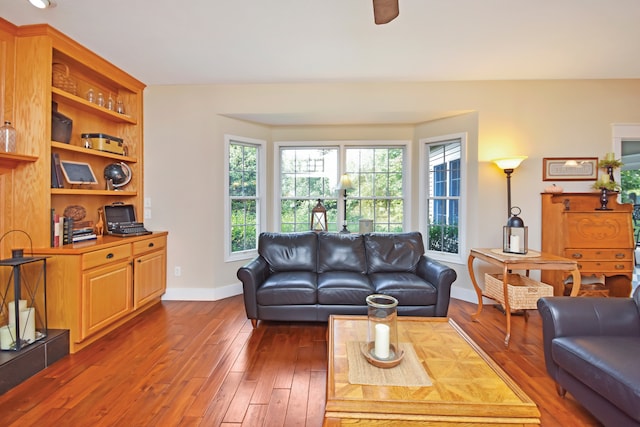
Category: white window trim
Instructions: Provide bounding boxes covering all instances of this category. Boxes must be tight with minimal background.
[419,132,467,265]
[224,134,267,262]
[274,140,411,232]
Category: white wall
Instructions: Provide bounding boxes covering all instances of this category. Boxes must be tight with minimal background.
[144,80,640,302]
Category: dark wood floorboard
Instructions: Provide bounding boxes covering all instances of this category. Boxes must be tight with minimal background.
[0,296,602,426]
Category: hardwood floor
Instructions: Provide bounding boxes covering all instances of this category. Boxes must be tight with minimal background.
[0,296,601,426]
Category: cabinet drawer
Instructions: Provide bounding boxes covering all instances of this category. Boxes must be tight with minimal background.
[576,260,633,273]
[133,235,166,256]
[564,249,633,261]
[83,245,132,270]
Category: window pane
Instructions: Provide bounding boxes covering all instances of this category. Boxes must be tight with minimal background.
[279,147,339,231]
[345,147,405,232]
[229,142,260,255]
[426,140,461,255]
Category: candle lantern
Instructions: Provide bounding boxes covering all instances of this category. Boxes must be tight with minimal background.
[0,231,48,351]
[503,207,528,254]
[310,199,328,232]
[362,294,404,368]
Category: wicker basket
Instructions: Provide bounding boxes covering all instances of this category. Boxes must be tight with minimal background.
[52,63,77,95]
[484,273,553,310]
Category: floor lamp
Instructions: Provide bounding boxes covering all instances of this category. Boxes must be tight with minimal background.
[337,174,354,233]
[492,156,527,219]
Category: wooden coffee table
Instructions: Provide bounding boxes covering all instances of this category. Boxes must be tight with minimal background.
[324,315,540,426]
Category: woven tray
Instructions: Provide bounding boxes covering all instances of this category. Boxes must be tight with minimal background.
[52,63,77,95]
[484,273,553,310]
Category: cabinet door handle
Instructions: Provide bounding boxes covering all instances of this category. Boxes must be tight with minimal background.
[615,253,625,259]
[106,253,114,259]
[615,264,625,269]
[148,242,154,248]
[572,253,583,259]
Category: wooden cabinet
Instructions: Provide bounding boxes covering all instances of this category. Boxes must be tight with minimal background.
[541,193,634,297]
[133,235,167,309]
[82,260,132,340]
[12,24,145,247]
[34,233,167,353]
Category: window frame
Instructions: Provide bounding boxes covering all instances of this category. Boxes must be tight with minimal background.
[419,133,467,264]
[224,134,267,262]
[274,140,411,232]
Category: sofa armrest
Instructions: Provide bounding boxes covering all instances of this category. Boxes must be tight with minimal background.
[537,296,640,381]
[237,256,270,321]
[416,256,457,316]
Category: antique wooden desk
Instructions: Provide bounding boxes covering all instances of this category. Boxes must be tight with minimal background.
[467,248,581,346]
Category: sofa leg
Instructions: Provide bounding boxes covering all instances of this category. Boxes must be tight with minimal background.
[251,319,258,328]
[555,383,567,397]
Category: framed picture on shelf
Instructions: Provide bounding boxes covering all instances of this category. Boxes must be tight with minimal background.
[542,157,598,181]
[59,160,98,185]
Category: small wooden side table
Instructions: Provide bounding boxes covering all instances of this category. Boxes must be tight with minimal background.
[467,248,581,346]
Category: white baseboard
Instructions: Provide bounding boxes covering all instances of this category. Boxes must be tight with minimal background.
[450,285,492,305]
[162,282,243,301]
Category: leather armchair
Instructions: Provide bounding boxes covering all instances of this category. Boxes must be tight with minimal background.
[537,287,640,426]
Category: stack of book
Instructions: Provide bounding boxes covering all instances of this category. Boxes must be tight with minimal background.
[51,211,97,246]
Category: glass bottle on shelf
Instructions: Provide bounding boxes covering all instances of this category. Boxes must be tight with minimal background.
[0,121,17,153]
[97,92,105,107]
[86,88,95,103]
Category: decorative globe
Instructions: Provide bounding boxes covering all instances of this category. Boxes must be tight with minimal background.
[103,162,132,189]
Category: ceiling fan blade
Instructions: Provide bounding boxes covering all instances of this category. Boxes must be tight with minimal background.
[373,0,399,25]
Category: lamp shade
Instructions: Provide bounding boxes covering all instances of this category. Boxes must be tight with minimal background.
[337,174,354,190]
[493,156,527,171]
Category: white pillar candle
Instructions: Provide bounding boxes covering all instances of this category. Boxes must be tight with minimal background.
[0,324,16,350]
[8,300,27,325]
[19,307,36,343]
[374,323,390,359]
[510,235,520,252]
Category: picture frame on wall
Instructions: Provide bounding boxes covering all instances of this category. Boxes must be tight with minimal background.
[542,157,599,181]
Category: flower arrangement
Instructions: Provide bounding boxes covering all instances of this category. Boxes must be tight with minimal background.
[591,178,620,192]
[598,152,623,169]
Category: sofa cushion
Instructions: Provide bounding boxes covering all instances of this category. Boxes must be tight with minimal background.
[317,232,367,274]
[259,231,317,273]
[364,232,424,274]
[370,272,437,306]
[256,272,317,305]
[552,336,640,422]
[317,272,374,305]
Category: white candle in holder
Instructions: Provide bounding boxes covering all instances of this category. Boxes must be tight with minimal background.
[8,300,27,325]
[0,324,16,350]
[374,323,390,359]
[19,307,36,343]
[510,235,520,253]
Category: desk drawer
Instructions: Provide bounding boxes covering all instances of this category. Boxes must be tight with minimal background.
[83,245,132,270]
[576,260,633,273]
[565,248,633,261]
[133,235,166,256]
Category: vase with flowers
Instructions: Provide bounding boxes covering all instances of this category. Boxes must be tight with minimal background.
[598,152,623,183]
[593,153,622,210]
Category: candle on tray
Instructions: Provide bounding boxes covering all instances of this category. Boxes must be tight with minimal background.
[19,307,36,343]
[605,152,615,161]
[0,324,16,350]
[8,300,27,325]
[374,323,390,359]
[602,174,610,184]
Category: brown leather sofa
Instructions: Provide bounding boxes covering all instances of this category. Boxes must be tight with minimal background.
[237,231,457,327]
[537,287,640,427]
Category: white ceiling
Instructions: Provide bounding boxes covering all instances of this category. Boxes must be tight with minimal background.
[3,0,640,86]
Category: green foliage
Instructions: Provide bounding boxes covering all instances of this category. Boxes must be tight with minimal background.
[428,224,459,253]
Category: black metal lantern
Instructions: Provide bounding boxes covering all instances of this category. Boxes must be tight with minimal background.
[310,199,328,232]
[503,207,528,254]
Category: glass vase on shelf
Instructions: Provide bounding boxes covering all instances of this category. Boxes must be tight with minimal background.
[0,121,17,153]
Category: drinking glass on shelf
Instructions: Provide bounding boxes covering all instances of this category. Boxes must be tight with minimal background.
[97,92,105,107]
[86,88,95,103]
